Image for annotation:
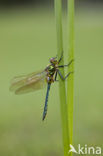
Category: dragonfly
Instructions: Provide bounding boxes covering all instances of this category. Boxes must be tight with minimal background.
[10,53,73,121]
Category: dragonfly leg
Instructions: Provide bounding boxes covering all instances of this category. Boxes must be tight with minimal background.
[58,51,63,63]
[57,70,73,80]
[55,71,57,81]
[42,83,51,121]
[58,59,74,68]
[54,71,59,82]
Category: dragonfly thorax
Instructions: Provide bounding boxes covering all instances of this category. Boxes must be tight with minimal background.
[46,64,56,75]
[45,64,57,83]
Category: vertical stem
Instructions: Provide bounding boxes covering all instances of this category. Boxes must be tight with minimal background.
[54,0,69,155]
[67,0,74,155]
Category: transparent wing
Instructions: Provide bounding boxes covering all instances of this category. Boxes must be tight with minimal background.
[10,70,47,94]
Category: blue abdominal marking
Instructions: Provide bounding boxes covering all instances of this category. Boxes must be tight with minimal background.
[42,83,51,120]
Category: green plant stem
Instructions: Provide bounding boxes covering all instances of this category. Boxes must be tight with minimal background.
[67,0,74,155]
[54,0,69,155]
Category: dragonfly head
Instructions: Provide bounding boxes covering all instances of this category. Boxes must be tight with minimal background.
[49,57,58,64]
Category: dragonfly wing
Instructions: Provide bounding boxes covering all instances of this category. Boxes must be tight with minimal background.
[10,75,27,92]
[10,71,47,94]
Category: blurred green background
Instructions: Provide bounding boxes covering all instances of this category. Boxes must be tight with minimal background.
[0,2,103,156]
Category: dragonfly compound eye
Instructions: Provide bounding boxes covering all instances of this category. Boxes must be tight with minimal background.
[50,57,55,63]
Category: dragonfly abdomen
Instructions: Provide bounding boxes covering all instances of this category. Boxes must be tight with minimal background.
[42,83,51,120]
